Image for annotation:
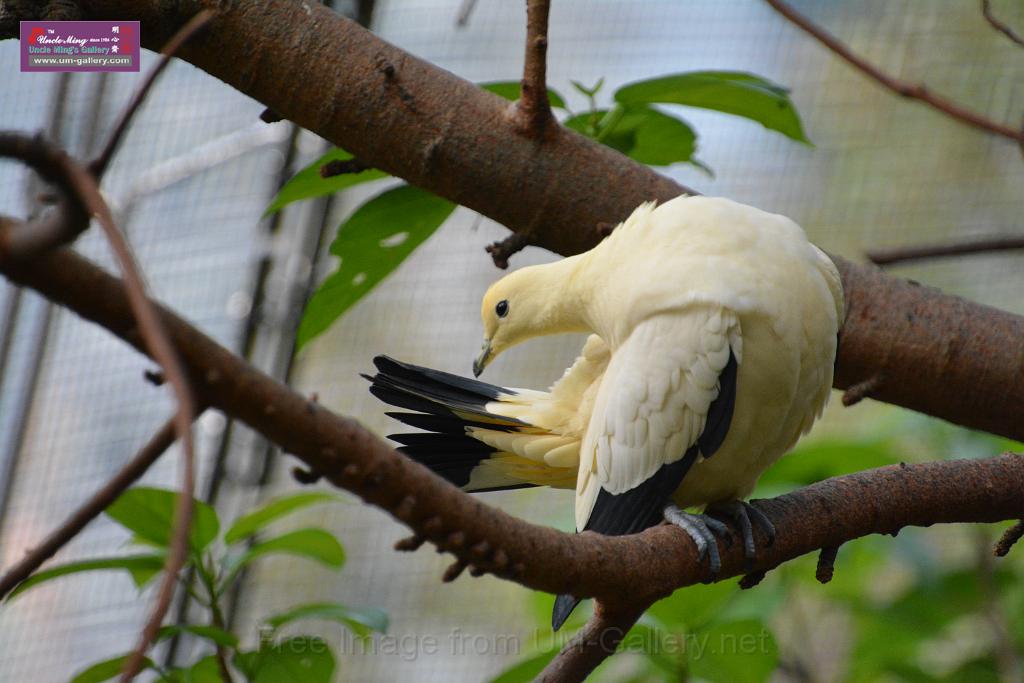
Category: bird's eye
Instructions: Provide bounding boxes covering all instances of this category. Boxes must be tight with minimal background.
[495,300,509,318]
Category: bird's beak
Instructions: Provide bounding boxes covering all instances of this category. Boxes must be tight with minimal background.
[473,340,492,377]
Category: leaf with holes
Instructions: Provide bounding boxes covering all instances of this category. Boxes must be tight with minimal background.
[264,148,388,216]
[296,185,456,349]
[615,71,810,143]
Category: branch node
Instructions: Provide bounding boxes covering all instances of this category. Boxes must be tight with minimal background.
[143,368,165,386]
[443,559,467,582]
[291,466,322,485]
[470,540,491,560]
[739,570,767,589]
[395,495,417,521]
[259,107,283,123]
[816,545,840,584]
[486,233,530,269]
[842,374,883,407]
[394,534,426,552]
[423,515,444,535]
[320,158,372,178]
[995,521,1024,557]
[468,564,485,577]
[445,530,466,549]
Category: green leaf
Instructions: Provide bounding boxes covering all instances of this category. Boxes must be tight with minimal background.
[71,654,154,683]
[235,637,335,683]
[686,619,778,683]
[264,148,388,216]
[8,554,166,600]
[615,71,810,143]
[571,78,604,98]
[296,185,456,349]
[646,579,737,631]
[564,105,698,167]
[106,487,219,555]
[480,81,567,109]
[179,655,223,683]
[225,491,341,544]
[157,624,239,648]
[487,650,558,683]
[265,601,388,637]
[222,528,345,589]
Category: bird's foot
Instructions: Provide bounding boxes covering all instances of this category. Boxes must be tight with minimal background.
[663,503,731,580]
[705,500,776,571]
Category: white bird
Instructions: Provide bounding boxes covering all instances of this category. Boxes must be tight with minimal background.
[366,195,843,629]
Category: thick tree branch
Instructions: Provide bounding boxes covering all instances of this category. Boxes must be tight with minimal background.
[764,0,1024,143]
[1,244,1023,615]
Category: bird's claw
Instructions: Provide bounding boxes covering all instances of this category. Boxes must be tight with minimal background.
[663,503,730,580]
[706,500,776,571]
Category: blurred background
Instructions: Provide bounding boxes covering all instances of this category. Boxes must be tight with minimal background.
[1,0,1023,680]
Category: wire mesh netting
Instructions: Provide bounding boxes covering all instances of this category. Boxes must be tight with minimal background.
[1,0,1023,681]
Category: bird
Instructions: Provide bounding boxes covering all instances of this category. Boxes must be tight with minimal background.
[365,195,843,631]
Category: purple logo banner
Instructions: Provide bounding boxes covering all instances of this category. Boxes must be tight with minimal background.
[20,21,140,73]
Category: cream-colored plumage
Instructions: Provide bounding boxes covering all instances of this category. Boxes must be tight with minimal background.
[370,195,842,536]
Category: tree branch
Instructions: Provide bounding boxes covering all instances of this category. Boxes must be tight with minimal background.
[516,0,553,136]
[538,601,645,682]
[1,242,1023,614]
[764,0,1024,142]
[982,0,1024,48]
[0,414,194,599]
[865,235,1024,266]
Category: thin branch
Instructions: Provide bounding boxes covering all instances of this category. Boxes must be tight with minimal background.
[0,414,193,599]
[982,0,1024,48]
[995,521,1024,557]
[538,601,645,683]
[516,0,554,136]
[866,235,1024,266]
[89,9,215,178]
[0,131,197,682]
[455,0,479,27]
[764,0,1024,142]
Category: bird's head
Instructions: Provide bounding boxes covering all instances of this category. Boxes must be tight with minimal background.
[473,260,588,376]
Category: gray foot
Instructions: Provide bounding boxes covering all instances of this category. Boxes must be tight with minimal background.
[706,500,776,569]
[663,503,731,579]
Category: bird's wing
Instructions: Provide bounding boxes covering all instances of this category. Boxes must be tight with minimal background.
[575,307,741,532]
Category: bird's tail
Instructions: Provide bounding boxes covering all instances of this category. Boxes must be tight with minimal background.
[365,356,576,492]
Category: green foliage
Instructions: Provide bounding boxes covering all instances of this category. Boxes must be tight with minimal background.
[615,71,810,143]
[295,185,456,349]
[13,487,384,682]
[268,70,810,349]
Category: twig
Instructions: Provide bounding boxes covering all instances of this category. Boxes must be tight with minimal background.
[764,0,1024,142]
[485,232,530,269]
[455,0,479,27]
[515,0,553,136]
[995,520,1024,557]
[976,530,1024,683]
[0,415,192,599]
[537,600,645,682]
[842,373,882,407]
[866,235,1024,266]
[89,9,215,178]
[320,158,371,177]
[982,0,1024,48]
[815,545,839,584]
[0,131,199,680]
